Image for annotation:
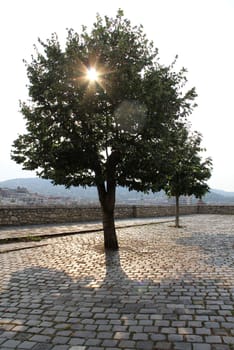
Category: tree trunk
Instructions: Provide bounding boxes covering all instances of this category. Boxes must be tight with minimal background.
[95,150,121,250]
[97,183,119,251]
[175,195,180,227]
[102,207,119,250]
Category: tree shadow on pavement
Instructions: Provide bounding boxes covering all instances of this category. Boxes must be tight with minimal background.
[0,241,234,350]
[175,231,234,268]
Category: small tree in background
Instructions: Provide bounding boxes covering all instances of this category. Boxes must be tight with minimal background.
[164,127,212,227]
[11,10,197,250]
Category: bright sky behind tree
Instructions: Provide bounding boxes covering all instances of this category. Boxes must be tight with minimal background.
[0,0,233,191]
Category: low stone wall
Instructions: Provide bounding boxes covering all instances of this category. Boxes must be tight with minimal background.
[197,205,234,215]
[134,205,198,218]
[0,205,233,226]
[0,205,133,226]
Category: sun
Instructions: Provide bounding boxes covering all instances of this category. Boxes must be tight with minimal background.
[87,67,99,82]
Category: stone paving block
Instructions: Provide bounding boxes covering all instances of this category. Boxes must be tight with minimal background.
[205,335,222,343]
[84,324,97,331]
[223,336,234,344]
[135,340,154,349]
[154,320,170,327]
[221,322,234,329]
[150,333,166,341]
[68,338,85,346]
[97,325,111,331]
[143,325,159,332]
[25,320,41,327]
[2,339,21,348]
[194,316,209,321]
[174,343,192,349]
[112,325,128,332]
[128,325,143,332]
[118,340,136,348]
[195,327,211,335]
[180,315,193,321]
[185,334,203,342]
[30,335,51,343]
[27,327,43,334]
[193,344,211,350]
[109,319,122,325]
[18,341,37,349]
[161,327,177,334]
[226,317,234,322]
[101,339,119,347]
[40,328,57,335]
[113,331,130,340]
[168,334,184,342]
[188,321,202,327]
[132,332,149,340]
[56,330,73,337]
[52,336,71,344]
[96,331,113,339]
[150,314,163,320]
[172,321,186,327]
[154,341,173,349]
[95,320,109,325]
[0,331,17,339]
[204,322,220,328]
[178,328,194,335]
[84,339,102,346]
[31,344,53,350]
[212,328,229,336]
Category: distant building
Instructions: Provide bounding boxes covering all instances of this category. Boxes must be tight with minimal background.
[0,186,77,206]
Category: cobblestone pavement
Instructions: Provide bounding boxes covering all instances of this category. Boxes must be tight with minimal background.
[0,218,173,254]
[0,214,234,350]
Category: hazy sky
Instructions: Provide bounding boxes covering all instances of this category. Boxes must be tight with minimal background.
[0,0,234,191]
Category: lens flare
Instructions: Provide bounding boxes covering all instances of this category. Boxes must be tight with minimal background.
[87,67,99,82]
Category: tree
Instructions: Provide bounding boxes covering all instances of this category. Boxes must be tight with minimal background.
[164,127,212,227]
[11,10,197,250]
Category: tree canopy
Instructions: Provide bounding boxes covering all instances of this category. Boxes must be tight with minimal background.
[11,10,198,249]
[164,126,212,226]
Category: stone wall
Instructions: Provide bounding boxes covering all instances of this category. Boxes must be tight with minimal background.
[0,205,233,226]
[134,205,198,218]
[0,205,133,226]
[197,205,234,215]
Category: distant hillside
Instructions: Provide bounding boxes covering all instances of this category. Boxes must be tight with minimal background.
[0,178,97,200]
[0,177,234,204]
[0,178,168,203]
[211,189,234,197]
[203,190,234,204]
